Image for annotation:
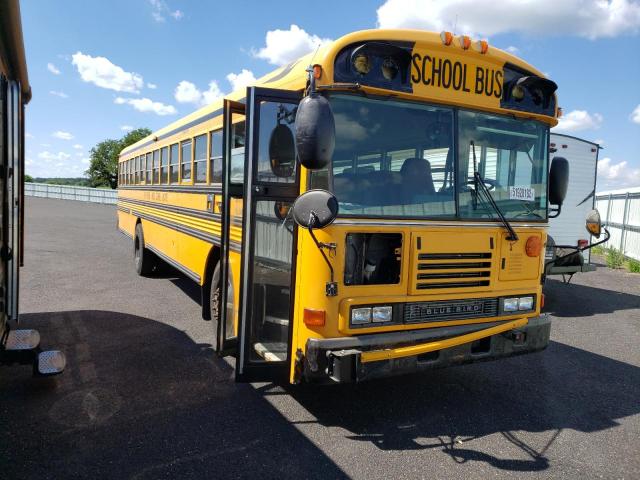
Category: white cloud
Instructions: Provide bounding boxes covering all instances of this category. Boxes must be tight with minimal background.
[147,82,157,89]
[114,97,177,115]
[630,104,640,124]
[72,52,143,93]
[174,80,223,107]
[47,62,61,75]
[121,125,134,131]
[26,132,34,139]
[73,144,83,149]
[49,90,68,98]
[593,139,605,146]
[52,130,74,140]
[226,69,257,92]
[376,0,640,39]
[38,151,71,162]
[253,25,332,66]
[41,143,51,148]
[149,0,183,22]
[598,157,640,189]
[553,110,603,132]
[505,46,520,54]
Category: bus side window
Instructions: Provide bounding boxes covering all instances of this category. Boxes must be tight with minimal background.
[181,140,192,182]
[209,130,222,184]
[194,134,207,183]
[169,144,179,183]
[160,146,168,184]
[153,150,160,184]
[230,119,245,184]
[146,152,152,183]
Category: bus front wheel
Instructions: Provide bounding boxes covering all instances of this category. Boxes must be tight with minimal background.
[134,223,156,276]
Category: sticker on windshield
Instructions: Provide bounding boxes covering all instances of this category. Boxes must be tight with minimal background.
[509,186,535,202]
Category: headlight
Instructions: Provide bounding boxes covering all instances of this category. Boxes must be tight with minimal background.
[503,298,519,312]
[502,295,535,314]
[518,296,534,311]
[372,306,393,323]
[351,307,371,325]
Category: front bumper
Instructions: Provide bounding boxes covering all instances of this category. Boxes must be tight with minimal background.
[302,314,550,383]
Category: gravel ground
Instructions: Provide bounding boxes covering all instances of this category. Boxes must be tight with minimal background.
[1,197,639,479]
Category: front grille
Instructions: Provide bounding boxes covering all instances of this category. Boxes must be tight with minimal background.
[415,252,492,291]
[404,297,499,323]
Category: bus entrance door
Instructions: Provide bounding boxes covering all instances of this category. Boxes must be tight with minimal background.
[232,87,300,382]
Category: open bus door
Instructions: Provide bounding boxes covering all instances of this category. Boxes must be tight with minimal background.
[217,88,301,382]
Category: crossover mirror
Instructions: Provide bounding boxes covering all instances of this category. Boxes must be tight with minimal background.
[291,189,339,229]
[294,93,335,170]
[585,209,602,238]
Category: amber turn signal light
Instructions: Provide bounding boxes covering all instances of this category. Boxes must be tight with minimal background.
[304,308,325,327]
[525,236,542,257]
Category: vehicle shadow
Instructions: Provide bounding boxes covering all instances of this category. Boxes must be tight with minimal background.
[544,278,640,317]
[286,340,640,472]
[0,310,346,479]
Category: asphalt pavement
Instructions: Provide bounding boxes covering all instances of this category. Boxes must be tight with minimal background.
[1,197,639,479]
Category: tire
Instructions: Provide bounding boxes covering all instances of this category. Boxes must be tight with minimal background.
[210,260,234,350]
[134,223,156,276]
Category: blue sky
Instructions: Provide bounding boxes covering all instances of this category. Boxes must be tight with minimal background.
[21,0,640,189]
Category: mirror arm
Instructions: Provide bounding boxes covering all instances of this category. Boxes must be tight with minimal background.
[548,204,561,218]
[545,227,611,268]
[307,212,338,296]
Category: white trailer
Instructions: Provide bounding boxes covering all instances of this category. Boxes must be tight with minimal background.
[545,133,601,277]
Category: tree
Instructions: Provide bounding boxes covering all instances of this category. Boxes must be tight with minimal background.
[86,127,151,189]
[25,174,34,183]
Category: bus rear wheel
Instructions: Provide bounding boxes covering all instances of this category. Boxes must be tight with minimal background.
[134,223,156,276]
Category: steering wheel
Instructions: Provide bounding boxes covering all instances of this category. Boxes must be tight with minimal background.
[467,177,498,191]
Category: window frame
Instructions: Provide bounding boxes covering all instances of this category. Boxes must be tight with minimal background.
[169,143,180,184]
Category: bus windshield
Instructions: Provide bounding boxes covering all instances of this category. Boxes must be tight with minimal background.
[315,94,548,220]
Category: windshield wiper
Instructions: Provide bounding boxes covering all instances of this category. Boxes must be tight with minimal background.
[470,141,519,241]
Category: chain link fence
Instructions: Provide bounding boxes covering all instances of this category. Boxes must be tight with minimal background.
[25,182,117,205]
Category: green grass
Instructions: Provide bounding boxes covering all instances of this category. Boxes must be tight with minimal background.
[628,258,640,273]
[591,245,605,255]
[605,247,625,269]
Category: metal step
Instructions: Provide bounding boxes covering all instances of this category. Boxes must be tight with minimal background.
[5,329,40,351]
[264,315,289,326]
[253,342,287,362]
[36,350,66,376]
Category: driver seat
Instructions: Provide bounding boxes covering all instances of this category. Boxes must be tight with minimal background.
[400,158,436,199]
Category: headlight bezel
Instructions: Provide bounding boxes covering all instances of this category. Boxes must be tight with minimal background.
[350,304,397,327]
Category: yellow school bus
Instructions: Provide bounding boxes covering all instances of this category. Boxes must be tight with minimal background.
[117,29,598,383]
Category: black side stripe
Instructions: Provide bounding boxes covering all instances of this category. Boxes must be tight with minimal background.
[120,197,219,221]
[118,206,242,253]
[118,185,223,194]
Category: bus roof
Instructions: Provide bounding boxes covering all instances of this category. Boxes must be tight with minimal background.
[121,29,551,157]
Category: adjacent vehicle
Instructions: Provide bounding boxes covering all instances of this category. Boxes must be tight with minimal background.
[0,0,66,376]
[117,29,603,383]
[545,133,601,279]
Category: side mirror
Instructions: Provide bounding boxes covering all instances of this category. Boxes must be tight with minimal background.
[268,124,296,177]
[295,94,335,170]
[549,156,569,206]
[273,201,292,221]
[586,209,602,238]
[292,189,339,229]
